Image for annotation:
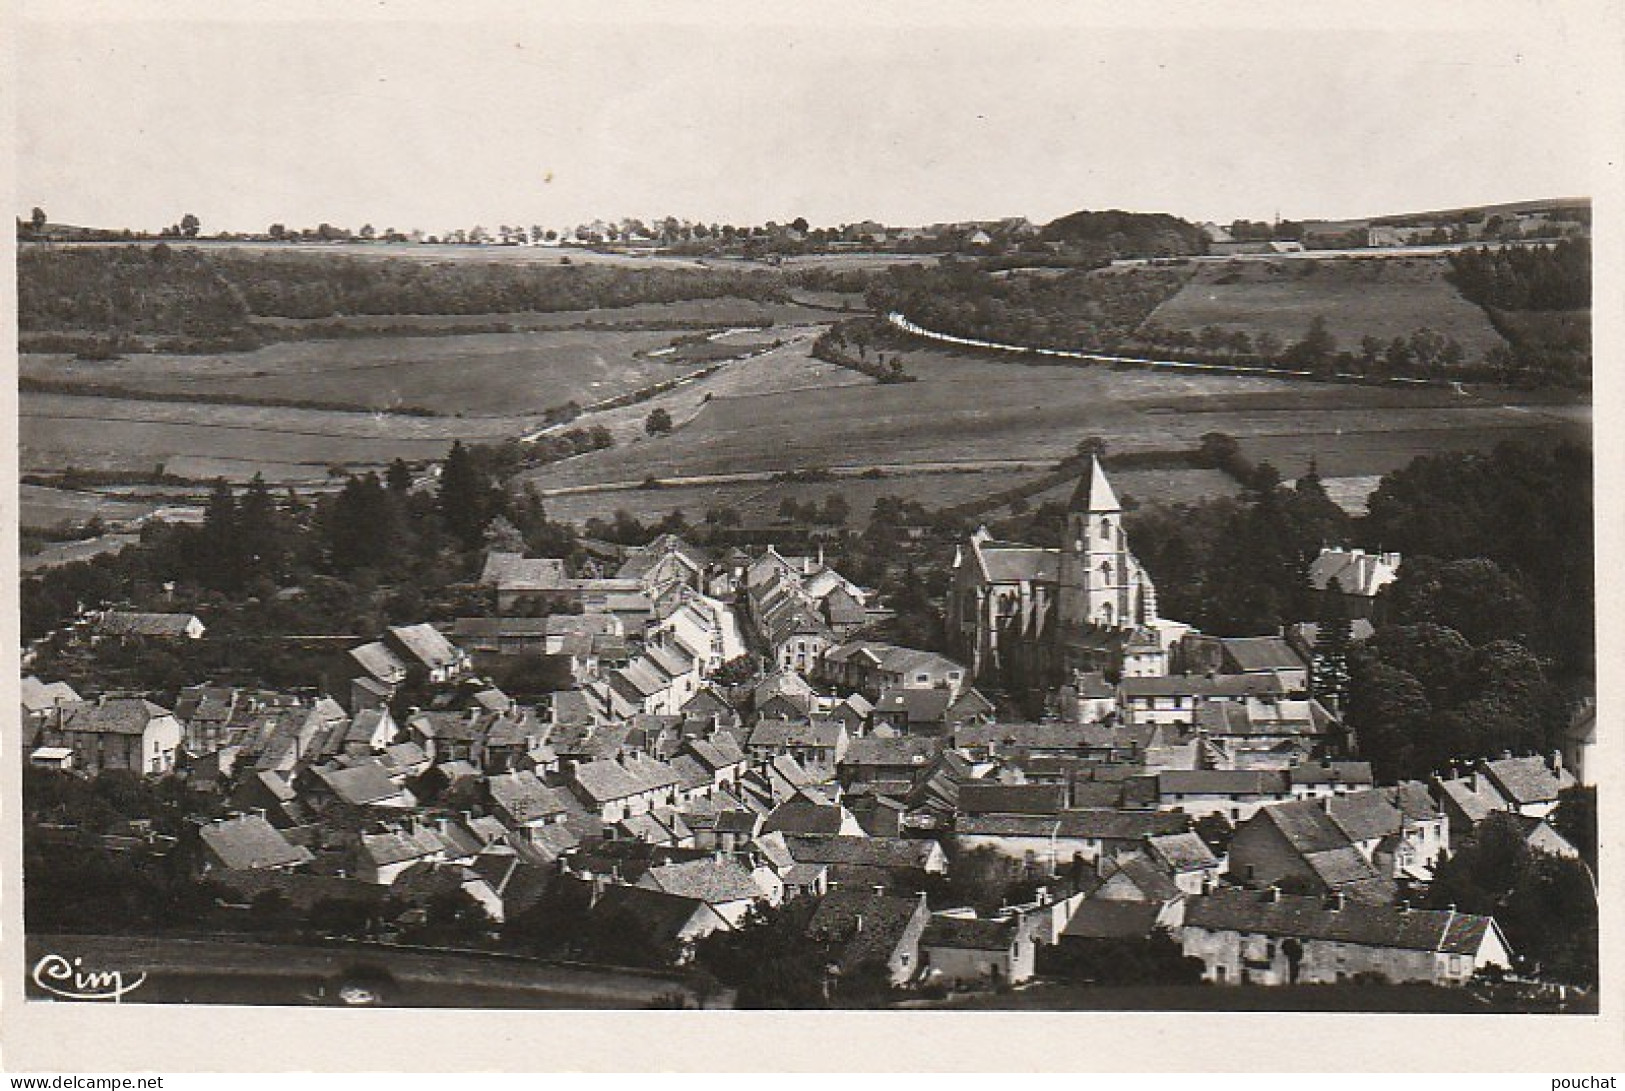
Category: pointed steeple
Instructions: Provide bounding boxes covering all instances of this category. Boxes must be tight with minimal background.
[1068,456,1121,513]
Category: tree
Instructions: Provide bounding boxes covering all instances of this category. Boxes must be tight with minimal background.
[385,458,414,495]
[1311,577,1355,712]
[180,213,201,238]
[237,473,285,581]
[1290,315,1337,368]
[437,440,492,550]
[694,900,827,1008]
[1385,556,1535,646]
[30,206,46,232]
[645,408,674,435]
[1550,785,1596,872]
[197,477,244,592]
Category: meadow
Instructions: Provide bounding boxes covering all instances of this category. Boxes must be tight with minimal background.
[18,392,526,483]
[521,341,1583,500]
[24,328,711,418]
[1143,255,1506,358]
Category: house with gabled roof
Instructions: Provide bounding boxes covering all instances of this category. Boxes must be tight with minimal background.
[95,610,206,641]
[357,822,452,884]
[746,717,848,775]
[1145,831,1223,895]
[807,888,933,985]
[638,855,778,925]
[1181,887,1511,986]
[955,809,1191,869]
[818,640,968,701]
[1218,637,1309,695]
[837,735,940,787]
[568,757,676,822]
[385,623,471,685]
[487,770,577,839]
[1308,547,1401,620]
[198,813,314,873]
[1289,759,1374,799]
[920,913,1034,987]
[45,697,182,776]
[762,796,866,838]
[1476,754,1574,819]
[1226,799,1395,905]
[1154,768,1292,822]
[589,882,733,958]
[302,760,417,810]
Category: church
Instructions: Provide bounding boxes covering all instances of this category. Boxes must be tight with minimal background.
[946,458,1190,689]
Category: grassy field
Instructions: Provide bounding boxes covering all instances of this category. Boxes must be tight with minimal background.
[1145,255,1507,359]
[522,341,1586,498]
[19,392,531,482]
[539,466,1051,527]
[23,328,712,418]
[247,295,837,335]
[19,484,160,530]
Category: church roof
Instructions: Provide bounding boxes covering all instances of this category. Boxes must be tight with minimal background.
[1068,457,1121,514]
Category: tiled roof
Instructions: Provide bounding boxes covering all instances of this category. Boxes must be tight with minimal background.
[97,611,201,637]
[1062,899,1162,939]
[762,799,853,836]
[807,889,924,971]
[349,641,408,685]
[957,809,1188,841]
[313,762,403,807]
[1120,674,1285,699]
[488,771,574,824]
[1324,791,1404,844]
[840,736,940,770]
[1159,769,1289,796]
[1290,761,1374,786]
[1221,636,1306,674]
[387,623,463,672]
[685,736,746,772]
[1146,831,1219,873]
[643,858,764,904]
[361,826,447,867]
[571,759,650,803]
[921,915,1016,952]
[482,552,568,591]
[874,687,954,723]
[200,814,313,871]
[780,834,938,870]
[1481,756,1570,806]
[1101,854,1182,902]
[1308,548,1400,597]
[1253,800,1352,855]
[1184,888,1496,955]
[748,718,844,750]
[59,698,172,736]
[591,883,712,942]
[958,782,1067,816]
[975,544,1059,584]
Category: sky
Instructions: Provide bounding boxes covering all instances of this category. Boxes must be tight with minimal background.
[11,1,1615,235]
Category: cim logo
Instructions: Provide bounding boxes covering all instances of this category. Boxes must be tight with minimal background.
[31,952,147,1002]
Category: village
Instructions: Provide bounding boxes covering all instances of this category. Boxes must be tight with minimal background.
[18,456,1598,1008]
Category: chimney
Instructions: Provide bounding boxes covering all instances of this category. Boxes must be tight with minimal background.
[1549,750,1563,774]
[854,914,864,933]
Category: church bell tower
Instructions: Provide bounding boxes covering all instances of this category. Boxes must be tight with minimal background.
[1057,456,1129,629]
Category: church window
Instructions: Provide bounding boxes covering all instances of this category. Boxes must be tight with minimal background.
[1099,518,1112,542]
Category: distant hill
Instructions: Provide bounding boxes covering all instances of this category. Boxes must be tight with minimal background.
[1306,197,1590,234]
[1040,209,1207,258]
